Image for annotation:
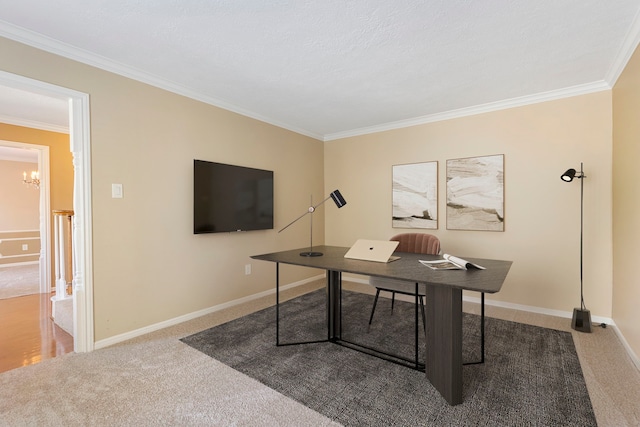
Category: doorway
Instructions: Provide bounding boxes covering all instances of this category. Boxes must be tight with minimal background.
[0,141,50,296]
[0,70,94,353]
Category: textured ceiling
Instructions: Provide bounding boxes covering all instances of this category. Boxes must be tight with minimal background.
[0,1,639,140]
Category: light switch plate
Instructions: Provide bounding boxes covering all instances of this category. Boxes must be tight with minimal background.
[112,183,123,198]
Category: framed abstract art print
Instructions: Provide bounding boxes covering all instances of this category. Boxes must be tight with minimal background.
[446,154,504,231]
[392,161,438,230]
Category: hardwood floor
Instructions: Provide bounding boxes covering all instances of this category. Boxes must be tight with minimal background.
[0,293,74,373]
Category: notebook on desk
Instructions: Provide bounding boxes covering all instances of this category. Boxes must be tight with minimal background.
[344,239,401,263]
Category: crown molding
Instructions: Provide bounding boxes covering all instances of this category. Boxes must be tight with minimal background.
[0,21,324,141]
[324,81,611,141]
[1,18,633,144]
[605,7,640,86]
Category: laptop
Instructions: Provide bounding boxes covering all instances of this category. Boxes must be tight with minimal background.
[344,239,401,263]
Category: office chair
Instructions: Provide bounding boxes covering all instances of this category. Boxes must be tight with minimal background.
[368,233,441,331]
[368,232,487,364]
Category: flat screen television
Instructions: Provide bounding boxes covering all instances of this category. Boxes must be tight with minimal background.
[193,159,274,234]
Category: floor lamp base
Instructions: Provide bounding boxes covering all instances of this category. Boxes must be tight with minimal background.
[571,308,592,333]
[300,251,323,257]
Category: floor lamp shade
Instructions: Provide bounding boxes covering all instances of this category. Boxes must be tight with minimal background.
[279,189,347,257]
[561,168,577,182]
[561,163,591,333]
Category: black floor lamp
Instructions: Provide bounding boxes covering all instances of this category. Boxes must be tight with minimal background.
[561,163,591,333]
[279,190,347,257]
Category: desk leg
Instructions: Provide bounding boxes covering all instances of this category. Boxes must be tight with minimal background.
[275,263,280,346]
[425,285,463,405]
[327,270,341,342]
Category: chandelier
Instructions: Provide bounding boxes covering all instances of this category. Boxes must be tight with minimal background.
[23,170,40,189]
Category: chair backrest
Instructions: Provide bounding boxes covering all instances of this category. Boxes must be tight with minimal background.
[390,233,440,255]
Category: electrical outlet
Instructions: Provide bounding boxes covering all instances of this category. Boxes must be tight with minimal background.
[245,264,252,275]
[22,244,28,251]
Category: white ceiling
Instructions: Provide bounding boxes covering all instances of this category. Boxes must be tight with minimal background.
[0,1,639,141]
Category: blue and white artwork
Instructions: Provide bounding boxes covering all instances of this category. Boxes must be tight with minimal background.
[446,154,504,231]
[392,161,438,229]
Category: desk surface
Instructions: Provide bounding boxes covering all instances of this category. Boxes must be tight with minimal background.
[252,245,512,294]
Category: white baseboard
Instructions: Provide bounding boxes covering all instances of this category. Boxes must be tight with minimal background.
[462,294,615,327]
[346,276,639,370]
[611,324,640,372]
[347,275,615,324]
[0,260,39,268]
[94,274,324,350]
[95,273,640,374]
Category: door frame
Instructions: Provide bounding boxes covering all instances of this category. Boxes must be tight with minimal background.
[0,70,94,353]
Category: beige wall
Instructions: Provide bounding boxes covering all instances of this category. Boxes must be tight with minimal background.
[0,159,39,229]
[612,44,640,360]
[1,36,324,341]
[325,92,613,318]
[0,159,41,265]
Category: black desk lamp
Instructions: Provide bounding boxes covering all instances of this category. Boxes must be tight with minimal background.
[279,190,347,257]
[561,163,591,333]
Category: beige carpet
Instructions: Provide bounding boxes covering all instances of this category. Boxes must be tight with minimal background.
[0,281,338,427]
[0,264,40,300]
[0,280,638,426]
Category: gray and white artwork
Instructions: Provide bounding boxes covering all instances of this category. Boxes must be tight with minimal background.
[447,154,504,231]
[392,162,438,229]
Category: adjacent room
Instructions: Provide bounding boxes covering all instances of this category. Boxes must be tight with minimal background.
[0,2,639,426]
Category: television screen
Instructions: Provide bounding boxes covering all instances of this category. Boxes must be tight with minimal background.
[194,160,274,234]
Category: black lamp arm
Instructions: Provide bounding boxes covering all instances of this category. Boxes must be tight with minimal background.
[278,207,314,233]
[278,190,346,233]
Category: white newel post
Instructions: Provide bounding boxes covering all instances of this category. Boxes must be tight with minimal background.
[53,210,73,298]
[51,210,74,336]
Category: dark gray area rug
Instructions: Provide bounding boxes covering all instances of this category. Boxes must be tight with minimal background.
[181,290,596,426]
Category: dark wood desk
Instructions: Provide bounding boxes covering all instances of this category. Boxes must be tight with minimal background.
[251,245,512,405]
